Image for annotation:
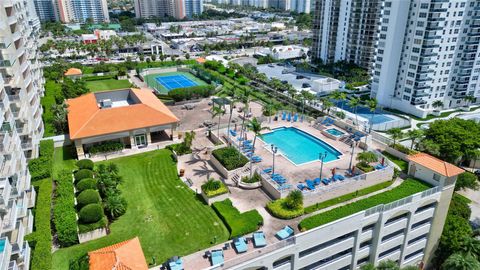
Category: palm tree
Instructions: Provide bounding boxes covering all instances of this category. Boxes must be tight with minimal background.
[239,88,254,140]
[463,95,476,107]
[262,102,276,123]
[367,98,378,133]
[441,253,480,270]
[247,117,270,153]
[104,195,127,219]
[432,100,444,111]
[51,101,68,133]
[300,90,315,116]
[386,128,404,146]
[183,131,196,149]
[406,129,423,150]
[212,106,225,138]
[329,90,347,111]
[321,98,334,114]
[220,87,239,138]
[348,97,361,128]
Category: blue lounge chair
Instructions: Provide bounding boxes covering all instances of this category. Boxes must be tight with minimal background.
[375,164,386,170]
[278,184,292,190]
[313,178,321,185]
[234,237,248,253]
[293,114,298,122]
[282,111,286,120]
[322,178,330,185]
[251,157,262,163]
[253,232,267,247]
[210,250,224,266]
[297,183,307,190]
[230,130,237,137]
[306,179,315,190]
[271,173,282,178]
[168,258,183,270]
[333,174,345,181]
[263,168,272,173]
[276,226,294,240]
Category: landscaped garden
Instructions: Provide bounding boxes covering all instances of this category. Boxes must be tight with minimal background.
[212,199,263,238]
[51,149,229,270]
[212,147,249,171]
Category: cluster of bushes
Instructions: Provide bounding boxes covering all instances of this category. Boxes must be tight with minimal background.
[390,143,417,155]
[53,169,78,246]
[212,199,263,238]
[204,60,249,85]
[88,141,124,155]
[166,143,192,155]
[96,163,127,220]
[299,179,431,231]
[28,140,55,181]
[241,173,261,184]
[201,179,229,198]
[266,191,304,219]
[25,179,53,270]
[167,85,215,102]
[212,147,248,171]
[355,162,374,173]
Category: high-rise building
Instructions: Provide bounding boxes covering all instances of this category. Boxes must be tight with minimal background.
[312,0,480,117]
[55,0,76,23]
[290,0,310,13]
[32,0,57,22]
[0,0,45,268]
[70,0,110,23]
[184,0,203,17]
[134,0,174,18]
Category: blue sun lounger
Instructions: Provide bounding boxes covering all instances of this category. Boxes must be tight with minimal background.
[375,164,386,170]
[287,113,291,121]
[333,174,345,181]
[230,130,237,137]
[210,250,224,266]
[263,168,272,173]
[306,179,316,190]
[234,237,248,253]
[297,183,307,190]
[322,178,330,185]
[282,111,286,120]
[313,178,321,185]
[168,258,183,270]
[253,232,267,247]
[276,226,294,240]
[278,184,292,190]
[293,114,298,122]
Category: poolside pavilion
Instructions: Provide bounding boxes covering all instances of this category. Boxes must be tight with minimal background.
[67,88,179,159]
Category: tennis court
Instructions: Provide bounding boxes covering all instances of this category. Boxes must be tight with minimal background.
[155,74,199,91]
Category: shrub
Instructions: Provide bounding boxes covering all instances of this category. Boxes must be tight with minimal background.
[76,189,101,208]
[79,203,104,224]
[88,141,124,155]
[284,190,303,210]
[212,147,248,171]
[356,151,378,164]
[28,139,54,181]
[391,143,417,155]
[103,195,127,219]
[241,173,261,184]
[166,143,192,155]
[53,170,78,247]
[266,199,304,219]
[76,178,98,192]
[78,216,108,233]
[201,179,228,198]
[212,199,263,238]
[76,159,94,170]
[167,84,215,102]
[74,169,94,182]
[356,161,374,173]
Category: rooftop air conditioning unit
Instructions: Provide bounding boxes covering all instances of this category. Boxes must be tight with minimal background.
[101,99,112,108]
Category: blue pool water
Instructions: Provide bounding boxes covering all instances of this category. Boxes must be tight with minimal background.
[325,128,345,137]
[261,127,342,165]
[155,74,198,91]
[334,101,394,124]
[0,239,6,252]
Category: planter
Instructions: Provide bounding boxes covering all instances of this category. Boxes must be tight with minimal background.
[238,180,262,189]
[209,153,243,179]
[78,227,108,243]
[200,191,229,205]
[432,110,441,116]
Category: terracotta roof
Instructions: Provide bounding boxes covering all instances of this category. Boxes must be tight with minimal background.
[196,57,206,63]
[64,68,83,76]
[88,237,148,270]
[67,88,179,140]
[408,152,464,177]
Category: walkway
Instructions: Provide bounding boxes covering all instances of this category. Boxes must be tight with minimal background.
[405,106,480,131]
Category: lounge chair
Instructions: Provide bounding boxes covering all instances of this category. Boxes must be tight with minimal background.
[253,232,267,247]
[322,178,330,185]
[276,226,294,240]
[278,184,292,190]
[168,258,183,270]
[263,168,272,173]
[375,164,386,170]
[275,178,286,184]
[287,113,291,121]
[293,114,298,122]
[234,237,248,253]
[229,130,237,137]
[282,111,286,120]
[297,183,307,190]
[210,250,224,266]
[306,179,315,190]
[313,178,321,185]
[333,174,345,181]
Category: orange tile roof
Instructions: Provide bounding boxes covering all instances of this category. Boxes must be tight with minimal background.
[196,57,206,63]
[67,88,179,140]
[408,152,464,177]
[88,237,148,270]
[64,68,83,76]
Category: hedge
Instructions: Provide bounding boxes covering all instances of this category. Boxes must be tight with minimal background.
[88,141,124,155]
[76,189,101,208]
[75,178,97,192]
[304,181,394,214]
[53,170,78,246]
[356,161,374,173]
[390,143,417,155]
[299,179,431,231]
[74,169,94,182]
[79,203,104,224]
[76,159,94,170]
[212,147,248,171]
[78,216,108,233]
[201,180,229,198]
[212,199,263,238]
[25,179,52,270]
[167,85,215,102]
[266,199,304,219]
[28,139,54,181]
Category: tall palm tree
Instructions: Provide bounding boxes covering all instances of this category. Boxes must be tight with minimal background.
[432,100,444,111]
[262,102,276,123]
[406,129,423,150]
[463,95,476,107]
[386,128,404,146]
[367,98,378,133]
[221,87,240,138]
[212,106,225,138]
[348,97,361,128]
[329,90,347,111]
[239,88,254,140]
[441,253,480,270]
[104,195,127,219]
[247,117,270,153]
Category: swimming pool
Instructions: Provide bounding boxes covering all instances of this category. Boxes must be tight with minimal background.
[325,128,345,137]
[261,127,342,165]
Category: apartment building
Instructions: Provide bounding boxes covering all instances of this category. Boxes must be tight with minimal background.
[312,0,480,117]
[32,0,57,22]
[134,0,174,18]
[70,0,109,23]
[0,0,44,268]
[35,0,108,23]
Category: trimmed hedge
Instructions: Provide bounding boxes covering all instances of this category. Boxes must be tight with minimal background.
[212,147,248,171]
[76,189,101,208]
[75,178,97,192]
[168,85,215,102]
[76,159,94,170]
[212,199,263,238]
[88,141,124,155]
[201,179,229,198]
[28,140,55,181]
[266,199,304,219]
[25,179,52,270]
[79,203,104,224]
[299,179,431,231]
[53,170,78,247]
[78,216,108,233]
[356,161,374,173]
[74,169,94,183]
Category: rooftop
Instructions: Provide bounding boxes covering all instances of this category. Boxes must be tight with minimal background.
[88,237,148,270]
[408,152,464,177]
[64,68,82,76]
[67,88,179,140]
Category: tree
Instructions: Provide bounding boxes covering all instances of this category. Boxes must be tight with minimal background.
[183,130,196,149]
[441,253,480,270]
[406,129,423,150]
[367,98,378,133]
[348,97,361,127]
[103,195,127,219]
[463,95,476,107]
[321,98,334,114]
[439,215,473,256]
[212,106,225,138]
[220,87,239,139]
[459,236,480,259]
[432,100,444,110]
[356,151,378,164]
[239,88,254,140]
[377,260,400,270]
[262,103,276,123]
[386,128,404,146]
[51,101,69,134]
[329,90,347,111]
[466,149,480,169]
[284,190,303,210]
[247,117,270,153]
[455,172,480,191]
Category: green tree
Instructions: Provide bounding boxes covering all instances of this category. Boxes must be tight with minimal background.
[212,106,225,138]
[103,195,127,219]
[455,172,480,191]
[432,100,444,110]
[367,98,378,133]
[356,151,378,164]
[51,101,69,134]
[348,97,361,127]
[247,117,270,153]
[386,128,404,146]
[329,90,347,111]
[377,260,400,270]
[284,190,303,210]
[463,95,476,107]
[441,253,480,270]
[406,129,423,150]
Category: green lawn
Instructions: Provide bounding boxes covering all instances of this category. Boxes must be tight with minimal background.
[52,149,229,269]
[382,151,409,172]
[85,79,131,92]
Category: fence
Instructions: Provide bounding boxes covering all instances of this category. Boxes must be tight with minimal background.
[371,117,411,131]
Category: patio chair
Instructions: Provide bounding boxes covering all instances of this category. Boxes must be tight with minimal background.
[276,226,294,240]
[263,168,272,174]
[306,179,316,190]
[210,250,224,266]
[313,178,321,185]
[322,178,330,185]
[375,164,386,170]
[234,237,248,253]
[293,114,298,122]
[282,111,286,120]
[253,232,267,247]
[230,130,237,137]
[287,113,291,121]
[297,183,307,190]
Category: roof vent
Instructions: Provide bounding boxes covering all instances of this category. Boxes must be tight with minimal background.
[101,99,112,108]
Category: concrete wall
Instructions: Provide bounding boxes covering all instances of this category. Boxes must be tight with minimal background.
[200,191,229,205]
[385,146,410,162]
[408,163,445,187]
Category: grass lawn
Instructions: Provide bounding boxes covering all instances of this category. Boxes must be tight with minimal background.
[52,148,229,270]
[382,151,409,172]
[144,72,207,94]
[85,79,131,92]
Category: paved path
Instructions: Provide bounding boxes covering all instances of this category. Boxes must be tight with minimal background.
[404,106,480,132]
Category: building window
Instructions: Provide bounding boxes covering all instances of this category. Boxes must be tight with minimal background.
[362,223,375,232]
[299,232,355,258]
[379,245,402,259]
[411,218,432,230]
[299,248,353,270]
[273,256,291,268]
[385,213,409,226]
[405,249,424,261]
[408,233,428,245]
[433,173,441,181]
[415,202,437,214]
[382,228,406,242]
[357,256,370,265]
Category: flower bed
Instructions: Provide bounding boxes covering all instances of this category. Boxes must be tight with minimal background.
[88,141,124,155]
[212,199,263,238]
[201,179,229,198]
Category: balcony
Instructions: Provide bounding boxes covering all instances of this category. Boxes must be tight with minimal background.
[2,200,18,232]
[0,180,12,207]
[413,91,430,97]
[17,242,30,270]
[0,134,11,154]
[0,237,12,270]
[15,192,28,218]
[8,260,18,270]
[411,99,427,105]
[11,221,25,255]
[7,16,16,26]
[0,60,15,68]
[26,187,35,209]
